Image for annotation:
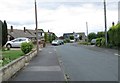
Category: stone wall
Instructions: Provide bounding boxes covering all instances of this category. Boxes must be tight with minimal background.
[0,49,37,82]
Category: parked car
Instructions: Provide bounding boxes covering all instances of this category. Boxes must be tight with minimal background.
[91,39,96,45]
[51,40,60,46]
[70,39,75,43]
[58,40,64,45]
[5,37,31,48]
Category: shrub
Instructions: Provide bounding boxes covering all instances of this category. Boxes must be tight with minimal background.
[108,23,120,47]
[21,42,33,54]
[65,38,70,43]
[69,35,74,40]
[96,37,105,47]
[96,38,102,47]
[101,38,105,46]
[79,42,89,45]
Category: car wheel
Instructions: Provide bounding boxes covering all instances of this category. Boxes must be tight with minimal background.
[6,44,12,48]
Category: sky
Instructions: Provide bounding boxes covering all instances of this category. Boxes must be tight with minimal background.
[0,0,119,37]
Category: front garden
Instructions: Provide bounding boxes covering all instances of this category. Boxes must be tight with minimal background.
[1,42,34,67]
[2,50,24,66]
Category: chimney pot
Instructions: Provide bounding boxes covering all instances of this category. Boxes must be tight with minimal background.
[112,22,115,26]
[10,26,13,32]
[24,27,26,32]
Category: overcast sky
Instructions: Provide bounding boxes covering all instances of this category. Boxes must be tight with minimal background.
[0,0,119,37]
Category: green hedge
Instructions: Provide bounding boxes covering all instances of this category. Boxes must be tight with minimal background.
[108,23,120,47]
[96,37,105,47]
[21,42,33,54]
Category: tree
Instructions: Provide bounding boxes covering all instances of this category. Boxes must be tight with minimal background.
[44,32,48,42]
[2,20,8,46]
[79,35,82,40]
[69,35,74,40]
[48,33,52,43]
[88,32,97,42]
[97,32,105,38]
[52,33,56,41]
[0,20,2,48]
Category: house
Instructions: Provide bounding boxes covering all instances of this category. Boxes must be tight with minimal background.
[8,26,44,42]
[63,32,86,42]
[26,29,44,41]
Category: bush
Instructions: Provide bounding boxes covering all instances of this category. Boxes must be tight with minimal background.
[108,23,120,47]
[96,37,105,47]
[69,35,74,40]
[101,38,105,46]
[21,42,33,54]
[65,38,70,43]
[96,38,102,47]
[79,42,90,45]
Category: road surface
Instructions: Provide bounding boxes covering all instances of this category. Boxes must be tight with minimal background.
[10,43,119,82]
[55,43,118,81]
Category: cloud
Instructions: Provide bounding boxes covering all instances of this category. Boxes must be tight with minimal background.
[0,0,118,37]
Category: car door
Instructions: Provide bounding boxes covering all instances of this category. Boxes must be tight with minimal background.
[12,39,20,47]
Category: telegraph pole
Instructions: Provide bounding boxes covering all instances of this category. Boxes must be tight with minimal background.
[104,0,108,46]
[86,22,88,45]
[35,0,39,54]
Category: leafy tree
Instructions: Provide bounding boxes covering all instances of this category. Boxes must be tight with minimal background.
[48,33,52,43]
[97,32,105,38]
[79,35,82,40]
[0,20,2,48]
[88,32,97,42]
[2,20,8,46]
[52,33,56,41]
[69,35,74,40]
[44,32,48,42]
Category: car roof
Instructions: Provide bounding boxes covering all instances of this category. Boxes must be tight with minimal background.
[15,37,28,39]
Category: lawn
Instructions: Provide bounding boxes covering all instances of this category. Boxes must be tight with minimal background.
[2,50,24,66]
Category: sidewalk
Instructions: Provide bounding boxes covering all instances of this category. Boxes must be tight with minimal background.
[9,45,65,81]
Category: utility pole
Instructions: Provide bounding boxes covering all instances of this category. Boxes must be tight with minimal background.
[104,0,108,46]
[86,22,88,45]
[35,0,39,54]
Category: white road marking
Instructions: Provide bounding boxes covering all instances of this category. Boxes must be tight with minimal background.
[49,52,52,54]
[114,53,120,56]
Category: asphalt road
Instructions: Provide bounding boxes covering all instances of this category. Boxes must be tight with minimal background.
[55,43,118,81]
[9,43,119,82]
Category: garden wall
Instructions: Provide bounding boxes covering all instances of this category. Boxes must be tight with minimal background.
[0,49,37,82]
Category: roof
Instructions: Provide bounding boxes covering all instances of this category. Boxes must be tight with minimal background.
[8,29,36,38]
[63,32,85,35]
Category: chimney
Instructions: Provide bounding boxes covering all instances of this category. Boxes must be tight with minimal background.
[24,27,26,32]
[10,26,13,32]
[112,22,115,26]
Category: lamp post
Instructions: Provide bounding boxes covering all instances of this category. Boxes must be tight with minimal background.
[35,0,39,54]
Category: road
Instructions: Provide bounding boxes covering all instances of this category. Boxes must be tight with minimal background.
[54,43,118,81]
[10,43,119,81]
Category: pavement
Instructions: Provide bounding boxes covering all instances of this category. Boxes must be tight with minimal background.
[9,45,65,81]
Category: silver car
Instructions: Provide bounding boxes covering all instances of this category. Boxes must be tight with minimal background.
[5,37,31,48]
